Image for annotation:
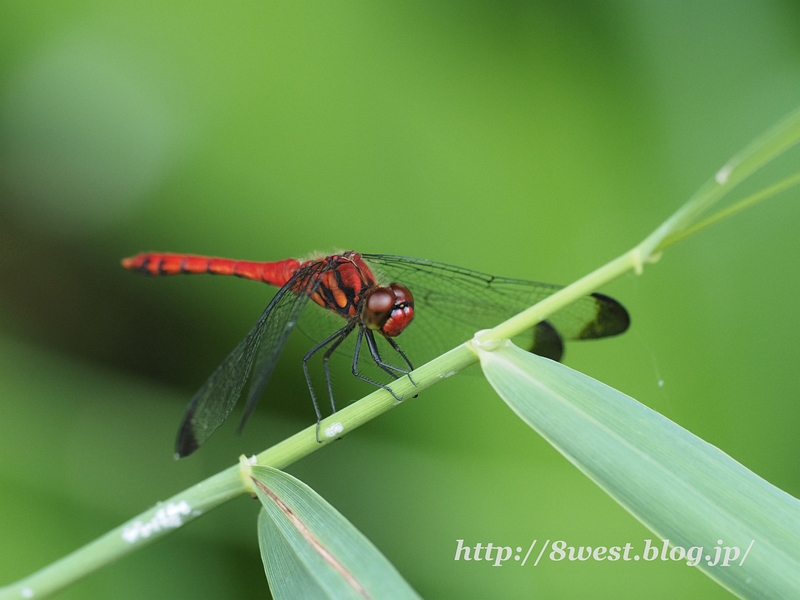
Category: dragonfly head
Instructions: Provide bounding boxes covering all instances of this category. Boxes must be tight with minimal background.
[362,283,414,337]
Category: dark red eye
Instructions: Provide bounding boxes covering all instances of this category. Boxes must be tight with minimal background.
[361,284,415,335]
[381,283,414,337]
[363,287,395,329]
[389,283,412,305]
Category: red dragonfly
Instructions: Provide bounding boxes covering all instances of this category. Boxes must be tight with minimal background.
[122,251,630,457]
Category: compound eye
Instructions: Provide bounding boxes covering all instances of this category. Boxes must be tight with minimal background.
[363,287,394,329]
[389,283,413,307]
[381,282,415,337]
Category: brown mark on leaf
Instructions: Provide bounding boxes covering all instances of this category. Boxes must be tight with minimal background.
[253,477,371,600]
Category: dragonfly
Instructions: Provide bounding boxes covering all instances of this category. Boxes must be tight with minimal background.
[122,251,630,457]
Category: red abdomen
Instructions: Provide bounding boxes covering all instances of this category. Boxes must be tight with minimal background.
[121,253,301,287]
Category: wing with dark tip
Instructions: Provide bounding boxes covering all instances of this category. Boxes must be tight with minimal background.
[175,303,275,457]
[175,261,331,457]
[361,254,629,363]
[530,321,564,362]
[578,293,631,340]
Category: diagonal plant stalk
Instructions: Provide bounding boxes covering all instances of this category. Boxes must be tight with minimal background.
[2,106,800,600]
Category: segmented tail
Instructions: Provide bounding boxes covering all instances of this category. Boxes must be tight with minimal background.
[121,253,301,287]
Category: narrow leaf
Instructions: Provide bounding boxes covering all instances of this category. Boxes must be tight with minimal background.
[476,341,800,599]
[252,466,420,600]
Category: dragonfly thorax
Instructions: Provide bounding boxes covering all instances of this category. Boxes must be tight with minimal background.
[361,283,414,337]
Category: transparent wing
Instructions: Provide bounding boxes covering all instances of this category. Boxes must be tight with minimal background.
[361,254,629,363]
[239,262,331,430]
[175,261,331,457]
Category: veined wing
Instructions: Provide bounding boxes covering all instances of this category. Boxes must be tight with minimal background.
[175,260,331,457]
[361,254,629,362]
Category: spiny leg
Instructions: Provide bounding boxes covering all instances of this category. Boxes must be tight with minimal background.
[382,334,417,387]
[364,330,413,381]
[352,328,403,401]
[304,324,353,442]
[322,323,355,414]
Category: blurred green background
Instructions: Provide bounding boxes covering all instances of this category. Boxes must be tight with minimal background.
[1,1,799,598]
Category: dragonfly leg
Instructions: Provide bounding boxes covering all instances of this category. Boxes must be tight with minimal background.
[303,323,354,443]
[364,330,406,380]
[352,328,403,402]
[365,329,416,386]
[321,326,354,414]
[382,335,417,387]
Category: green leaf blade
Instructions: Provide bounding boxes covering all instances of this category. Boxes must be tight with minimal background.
[476,341,800,599]
[253,466,421,600]
[258,509,335,600]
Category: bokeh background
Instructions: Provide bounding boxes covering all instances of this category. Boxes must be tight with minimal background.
[2,1,799,598]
